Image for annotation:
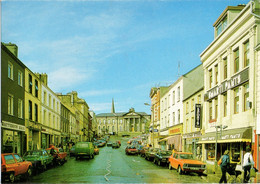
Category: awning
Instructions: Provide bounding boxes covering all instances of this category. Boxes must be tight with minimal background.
[198,127,252,144]
[158,135,182,151]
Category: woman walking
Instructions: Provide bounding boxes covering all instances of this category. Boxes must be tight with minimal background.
[219,150,230,183]
[243,147,254,183]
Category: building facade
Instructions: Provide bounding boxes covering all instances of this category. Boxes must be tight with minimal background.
[199,2,259,170]
[1,43,26,155]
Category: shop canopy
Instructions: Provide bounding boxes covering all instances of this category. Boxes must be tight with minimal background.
[198,127,252,144]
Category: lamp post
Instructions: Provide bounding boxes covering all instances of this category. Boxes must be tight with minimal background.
[215,125,228,168]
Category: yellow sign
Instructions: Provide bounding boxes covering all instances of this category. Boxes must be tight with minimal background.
[168,124,183,135]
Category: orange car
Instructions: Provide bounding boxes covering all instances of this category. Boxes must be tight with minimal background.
[1,153,32,182]
[94,146,99,155]
[168,152,206,175]
[46,146,67,165]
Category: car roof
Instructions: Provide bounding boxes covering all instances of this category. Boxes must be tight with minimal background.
[175,152,193,155]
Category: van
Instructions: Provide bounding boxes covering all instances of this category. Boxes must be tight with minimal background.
[74,142,95,160]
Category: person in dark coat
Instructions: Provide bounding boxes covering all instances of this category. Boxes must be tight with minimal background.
[219,150,230,183]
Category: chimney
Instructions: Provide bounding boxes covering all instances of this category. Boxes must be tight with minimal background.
[35,73,48,86]
[4,43,18,57]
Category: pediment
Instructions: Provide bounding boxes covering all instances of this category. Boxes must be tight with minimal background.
[124,112,139,116]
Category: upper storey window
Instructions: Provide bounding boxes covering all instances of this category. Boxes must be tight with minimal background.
[216,17,227,37]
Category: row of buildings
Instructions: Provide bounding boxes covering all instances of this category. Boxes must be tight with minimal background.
[147,1,260,171]
[1,41,151,155]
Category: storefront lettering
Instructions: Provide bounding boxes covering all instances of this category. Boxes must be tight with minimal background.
[169,128,180,134]
[206,68,248,101]
[2,121,25,131]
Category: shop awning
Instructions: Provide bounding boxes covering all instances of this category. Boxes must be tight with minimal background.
[198,127,252,144]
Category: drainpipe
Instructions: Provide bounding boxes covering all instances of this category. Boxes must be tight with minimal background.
[250,0,260,19]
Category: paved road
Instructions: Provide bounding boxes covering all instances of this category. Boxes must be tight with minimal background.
[25,136,206,183]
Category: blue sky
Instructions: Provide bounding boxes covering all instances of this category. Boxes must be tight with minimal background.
[2,0,249,114]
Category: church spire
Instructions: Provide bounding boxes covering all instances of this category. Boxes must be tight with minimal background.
[111,98,115,113]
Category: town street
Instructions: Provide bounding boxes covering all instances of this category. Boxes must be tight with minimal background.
[24,136,206,183]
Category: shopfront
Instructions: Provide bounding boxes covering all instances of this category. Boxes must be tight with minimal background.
[199,127,252,167]
[183,131,202,157]
[1,121,26,155]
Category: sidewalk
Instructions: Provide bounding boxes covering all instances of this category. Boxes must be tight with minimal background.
[201,172,260,183]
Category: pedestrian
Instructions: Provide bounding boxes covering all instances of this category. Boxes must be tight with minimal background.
[243,147,254,183]
[219,150,230,183]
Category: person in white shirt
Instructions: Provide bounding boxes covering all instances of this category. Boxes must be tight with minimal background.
[243,147,254,183]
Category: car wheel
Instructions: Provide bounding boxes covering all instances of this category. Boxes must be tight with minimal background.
[153,159,156,164]
[178,165,183,175]
[168,163,172,170]
[9,172,15,183]
[26,167,32,178]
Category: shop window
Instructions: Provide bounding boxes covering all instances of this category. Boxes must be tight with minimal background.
[244,83,250,111]
[8,94,14,115]
[231,143,241,163]
[2,130,21,154]
[244,40,249,67]
[234,49,239,74]
[207,143,215,160]
[234,88,239,114]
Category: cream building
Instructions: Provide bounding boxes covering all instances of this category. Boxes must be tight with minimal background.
[199,2,260,171]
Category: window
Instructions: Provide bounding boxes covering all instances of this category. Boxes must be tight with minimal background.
[234,49,239,73]
[178,109,180,123]
[186,102,189,114]
[244,41,249,67]
[209,101,212,120]
[8,62,13,79]
[234,88,239,114]
[161,100,164,112]
[223,58,227,80]
[14,154,23,162]
[43,110,46,124]
[35,80,38,98]
[177,87,180,102]
[29,100,32,120]
[215,98,218,119]
[231,143,241,162]
[168,94,170,108]
[103,120,106,124]
[223,93,227,117]
[49,113,51,126]
[35,104,38,122]
[8,94,14,115]
[49,95,51,107]
[209,69,213,88]
[216,16,227,36]
[53,115,55,128]
[191,98,194,111]
[197,95,201,104]
[18,99,23,118]
[29,74,33,94]
[172,91,175,105]
[18,71,23,86]
[244,83,250,111]
[173,112,175,124]
[44,91,47,105]
[4,155,15,164]
[53,99,55,110]
[215,65,218,85]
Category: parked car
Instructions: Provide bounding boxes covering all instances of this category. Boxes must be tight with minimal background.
[1,153,32,183]
[145,148,159,161]
[69,145,76,157]
[125,146,138,155]
[46,146,67,165]
[112,142,120,149]
[94,146,99,155]
[116,140,121,146]
[154,150,172,166]
[168,152,206,175]
[23,150,53,171]
[75,142,95,160]
[137,145,144,154]
[107,142,113,147]
[97,140,106,147]
[140,147,149,157]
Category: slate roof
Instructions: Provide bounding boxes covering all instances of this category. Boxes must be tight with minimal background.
[96,112,149,117]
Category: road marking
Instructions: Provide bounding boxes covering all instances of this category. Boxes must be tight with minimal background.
[132,159,140,163]
[104,152,112,182]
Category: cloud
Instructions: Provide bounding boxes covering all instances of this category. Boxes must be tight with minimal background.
[88,102,112,112]
[48,66,95,91]
[80,89,122,97]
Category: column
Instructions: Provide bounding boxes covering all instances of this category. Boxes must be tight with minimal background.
[133,118,136,132]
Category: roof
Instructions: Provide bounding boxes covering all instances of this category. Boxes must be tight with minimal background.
[96,112,149,117]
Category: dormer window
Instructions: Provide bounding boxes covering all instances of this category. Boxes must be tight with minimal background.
[216,16,227,36]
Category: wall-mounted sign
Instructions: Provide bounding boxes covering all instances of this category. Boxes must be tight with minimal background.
[205,67,249,101]
[2,121,25,131]
[168,124,183,135]
[195,104,201,128]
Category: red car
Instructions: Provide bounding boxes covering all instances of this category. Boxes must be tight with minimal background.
[1,153,32,182]
[46,146,67,165]
[168,152,206,175]
[125,146,138,155]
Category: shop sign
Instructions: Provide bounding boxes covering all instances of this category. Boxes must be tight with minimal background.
[41,128,50,134]
[195,104,201,128]
[168,124,183,135]
[183,132,201,139]
[2,121,25,131]
[205,67,249,101]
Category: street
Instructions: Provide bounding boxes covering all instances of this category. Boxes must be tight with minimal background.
[24,136,206,183]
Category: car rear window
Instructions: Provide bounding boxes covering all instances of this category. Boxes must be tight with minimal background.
[14,154,23,162]
[4,155,15,164]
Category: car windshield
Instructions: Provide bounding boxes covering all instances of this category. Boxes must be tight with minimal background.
[179,154,193,159]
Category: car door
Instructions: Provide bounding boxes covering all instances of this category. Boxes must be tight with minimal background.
[4,154,19,175]
[14,154,27,175]
[172,153,179,169]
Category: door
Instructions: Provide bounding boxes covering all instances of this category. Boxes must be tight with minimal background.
[14,154,27,174]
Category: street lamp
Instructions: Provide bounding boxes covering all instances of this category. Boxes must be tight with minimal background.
[215,125,228,167]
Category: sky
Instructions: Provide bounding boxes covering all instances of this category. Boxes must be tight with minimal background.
[1,0,249,115]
